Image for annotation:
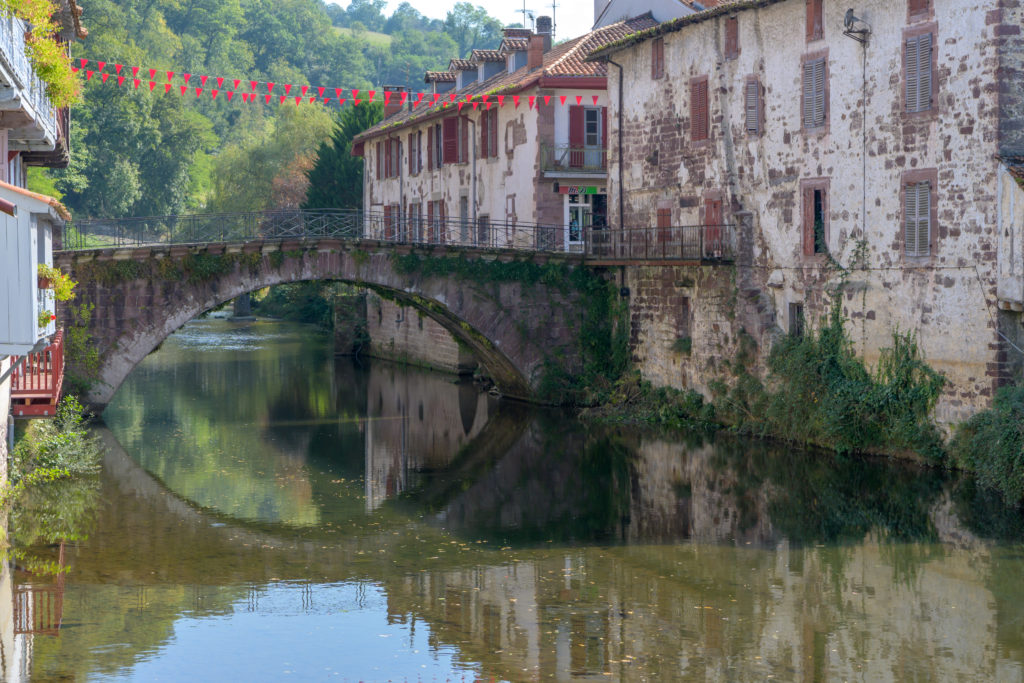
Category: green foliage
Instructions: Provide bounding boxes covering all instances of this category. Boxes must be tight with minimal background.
[2,0,81,107]
[254,282,335,328]
[37,263,77,301]
[64,302,101,397]
[9,397,102,485]
[304,103,384,210]
[671,337,692,355]
[951,386,1024,505]
[715,302,946,458]
[582,371,717,430]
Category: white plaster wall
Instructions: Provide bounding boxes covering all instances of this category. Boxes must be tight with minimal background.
[609,0,1007,422]
[550,88,607,149]
[998,167,1024,304]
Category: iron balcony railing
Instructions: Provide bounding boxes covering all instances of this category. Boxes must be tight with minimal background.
[585,224,736,263]
[0,12,31,90]
[540,143,607,174]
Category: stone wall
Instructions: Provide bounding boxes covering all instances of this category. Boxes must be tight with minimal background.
[364,292,476,375]
[608,0,1016,423]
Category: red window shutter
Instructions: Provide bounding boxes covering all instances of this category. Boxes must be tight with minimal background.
[376,142,382,180]
[691,80,708,142]
[807,0,823,41]
[383,204,392,239]
[657,207,671,243]
[725,17,738,59]
[651,38,664,79]
[909,0,929,16]
[442,117,458,164]
[569,105,584,168]
[489,109,498,157]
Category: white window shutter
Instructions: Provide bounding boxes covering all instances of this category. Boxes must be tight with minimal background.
[745,80,759,133]
[918,33,932,111]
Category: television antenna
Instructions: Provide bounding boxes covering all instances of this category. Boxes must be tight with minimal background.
[518,2,535,29]
[550,0,559,39]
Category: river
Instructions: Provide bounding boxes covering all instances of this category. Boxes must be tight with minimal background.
[5,319,1024,681]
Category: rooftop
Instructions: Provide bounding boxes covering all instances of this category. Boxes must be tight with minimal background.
[424,71,457,83]
[449,59,476,71]
[472,49,505,62]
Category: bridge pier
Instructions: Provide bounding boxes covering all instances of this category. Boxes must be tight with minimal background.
[231,293,255,321]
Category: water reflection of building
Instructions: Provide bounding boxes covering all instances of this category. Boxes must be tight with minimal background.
[364,363,493,511]
[0,540,66,682]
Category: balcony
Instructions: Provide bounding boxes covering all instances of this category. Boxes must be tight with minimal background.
[11,329,65,417]
[0,13,59,154]
[541,143,607,177]
[585,224,736,265]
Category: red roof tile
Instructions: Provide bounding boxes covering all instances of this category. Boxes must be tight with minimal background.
[472,49,505,62]
[424,71,456,83]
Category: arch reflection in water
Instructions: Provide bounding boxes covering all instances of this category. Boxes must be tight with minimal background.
[29,318,1024,682]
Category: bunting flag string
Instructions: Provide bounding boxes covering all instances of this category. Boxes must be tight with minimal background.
[73,58,605,111]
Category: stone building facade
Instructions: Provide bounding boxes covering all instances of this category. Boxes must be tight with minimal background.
[591,0,1024,423]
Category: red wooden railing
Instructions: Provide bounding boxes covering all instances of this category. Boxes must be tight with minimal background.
[11,329,65,417]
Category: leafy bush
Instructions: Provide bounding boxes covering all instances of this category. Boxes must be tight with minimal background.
[10,397,102,484]
[950,386,1024,505]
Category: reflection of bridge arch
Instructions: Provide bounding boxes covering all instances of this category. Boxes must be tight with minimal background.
[58,240,585,409]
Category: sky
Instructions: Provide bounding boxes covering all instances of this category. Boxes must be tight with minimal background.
[329,0,596,43]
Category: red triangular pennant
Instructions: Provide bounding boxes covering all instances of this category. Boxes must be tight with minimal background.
[576,95,582,105]
[117,75,125,86]
[295,96,302,105]
[384,91,392,105]
[368,90,376,101]
[284,84,292,95]
[301,85,309,97]
[430,93,440,106]
[448,92,456,103]
[472,102,478,110]
[399,92,408,105]
[335,88,344,99]
[560,95,566,105]
[267,82,275,92]
[528,96,536,108]
[115,64,123,74]
[211,89,219,99]
[227,91,234,101]
[250,80,258,91]
[233,79,240,89]
[133,78,141,88]
[216,77,224,89]
[183,73,192,84]
[200,75,208,86]
[167,71,175,81]
[132,66,139,77]
[513,95,520,107]
[497,95,505,107]
[317,86,325,97]
[458,102,464,111]
[79,58,88,69]
[592,95,599,105]
[180,85,187,95]
[339,98,347,107]
[279,95,286,104]
[413,93,423,108]
[309,96,316,104]
[149,81,156,91]
[149,68,156,79]
[71,67,79,73]
[195,88,203,97]
[354,98,361,106]
[543,95,551,106]
[101,72,109,83]
[164,83,172,93]
[352,89,360,99]
[97,61,106,71]
[265,94,272,103]
[85,70,93,80]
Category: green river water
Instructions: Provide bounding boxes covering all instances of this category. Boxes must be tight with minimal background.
[6,319,1024,681]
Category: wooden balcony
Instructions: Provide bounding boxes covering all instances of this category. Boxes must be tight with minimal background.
[11,329,65,417]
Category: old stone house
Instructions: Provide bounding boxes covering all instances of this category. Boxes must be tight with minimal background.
[353,14,658,253]
[586,0,1024,424]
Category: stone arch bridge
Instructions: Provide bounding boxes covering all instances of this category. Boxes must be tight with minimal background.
[57,237,588,410]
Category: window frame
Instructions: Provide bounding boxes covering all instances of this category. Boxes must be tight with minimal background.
[801,50,829,134]
[806,0,823,42]
[902,23,938,119]
[901,168,938,259]
[651,37,665,79]
[907,0,933,23]
[800,178,830,258]
[724,16,739,60]
[743,76,763,137]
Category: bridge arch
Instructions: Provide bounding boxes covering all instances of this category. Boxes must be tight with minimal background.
[58,239,586,409]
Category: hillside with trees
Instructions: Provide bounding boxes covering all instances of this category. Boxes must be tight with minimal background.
[36,0,507,219]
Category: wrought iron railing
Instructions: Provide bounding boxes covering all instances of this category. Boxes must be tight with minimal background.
[585,224,735,262]
[0,13,31,89]
[65,210,576,253]
[540,143,607,173]
[65,211,736,264]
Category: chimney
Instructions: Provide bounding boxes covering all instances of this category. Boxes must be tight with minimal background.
[528,34,545,70]
[536,15,552,51]
[383,85,406,118]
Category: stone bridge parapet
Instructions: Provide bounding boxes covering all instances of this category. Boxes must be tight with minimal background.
[57,238,589,409]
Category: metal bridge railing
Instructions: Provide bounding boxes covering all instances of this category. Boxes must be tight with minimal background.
[64,210,736,264]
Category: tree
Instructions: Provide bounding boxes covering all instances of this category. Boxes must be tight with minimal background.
[342,0,386,31]
[444,3,503,57]
[304,103,383,210]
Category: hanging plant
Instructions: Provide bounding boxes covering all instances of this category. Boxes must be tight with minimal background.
[37,263,76,301]
[37,308,55,329]
[1,0,81,108]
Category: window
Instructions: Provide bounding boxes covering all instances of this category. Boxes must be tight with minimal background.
[442,117,459,164]
[789,303,805,337]
[427,200,446,243]
[801,181,829,256]
[382,138,400,179]
[806,0,823,41]
[481,108,498,158]
[744,78,761,135]
[409,202,422,241]
[904,180,932,257]
[477,214,490,246]
[905,32,933,113]
[724,17,739,60]
[657,206,671,243]
[375,141,381,180]
[584,109,600,147]
[802,57,826,129]
[703,195,723,258]
[678,297,691,338]
[908,0,931,20]
[690,77,709,142]
[408,132,423,175]
[651,37,664,79]
[459,115,469,163]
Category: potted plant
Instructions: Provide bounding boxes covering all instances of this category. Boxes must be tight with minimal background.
[38,309,56,329]
[37,263,76,301]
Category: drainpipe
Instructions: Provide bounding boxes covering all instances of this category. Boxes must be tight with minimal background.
[604,57,624,232]
[399,139,405,240]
